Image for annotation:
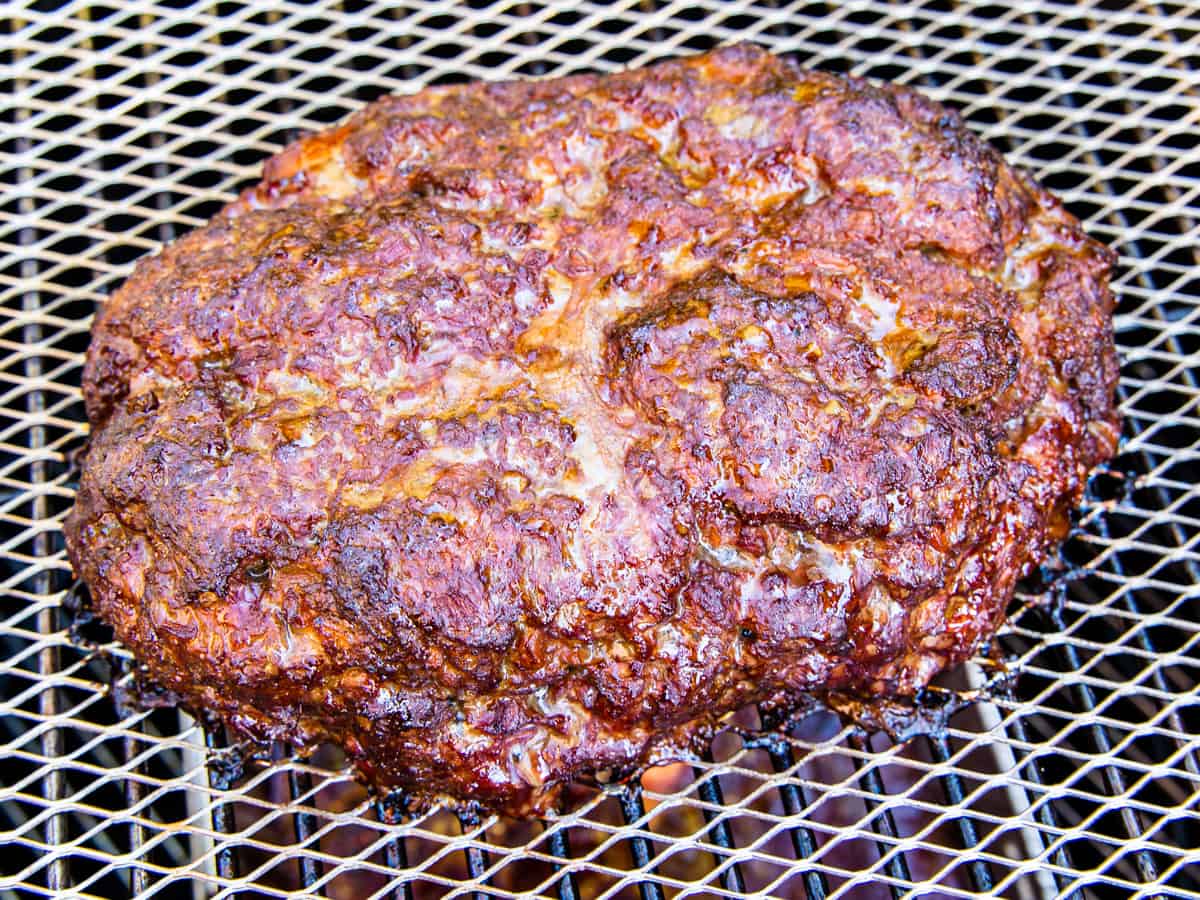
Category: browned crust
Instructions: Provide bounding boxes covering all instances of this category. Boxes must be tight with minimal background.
[65,44,1119,815]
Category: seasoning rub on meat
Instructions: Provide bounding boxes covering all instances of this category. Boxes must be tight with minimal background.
[66,44,1119,815]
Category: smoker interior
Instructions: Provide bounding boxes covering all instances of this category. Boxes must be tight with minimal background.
[2,1,1199,897]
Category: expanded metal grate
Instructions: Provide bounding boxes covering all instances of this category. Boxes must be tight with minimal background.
[2,1,1199,897]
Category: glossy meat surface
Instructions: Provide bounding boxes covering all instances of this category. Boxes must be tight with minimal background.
[65,45,1119,814]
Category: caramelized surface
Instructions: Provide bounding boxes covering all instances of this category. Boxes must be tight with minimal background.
[66,45,1119,814]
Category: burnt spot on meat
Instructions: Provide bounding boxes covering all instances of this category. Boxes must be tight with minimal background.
[608,270,997,543]
[65,44,1119,816]
[905,321,1022,408]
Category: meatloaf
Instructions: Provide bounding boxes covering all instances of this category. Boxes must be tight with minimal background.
[65,44,1120,815]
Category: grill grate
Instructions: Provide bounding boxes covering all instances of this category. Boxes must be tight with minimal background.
[2,1,1199,897]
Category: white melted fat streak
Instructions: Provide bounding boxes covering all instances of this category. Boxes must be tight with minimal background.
[856,282,901,377]
[523,274,659,570]
[326,119,892,610]
[701,534,858,611]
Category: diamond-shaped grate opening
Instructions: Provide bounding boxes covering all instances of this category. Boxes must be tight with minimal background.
[2,1,1198,898]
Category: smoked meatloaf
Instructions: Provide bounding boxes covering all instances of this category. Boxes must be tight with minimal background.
[65,44,1120,814]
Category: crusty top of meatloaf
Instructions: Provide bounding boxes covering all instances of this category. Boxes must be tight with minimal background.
[66,43,1119,815]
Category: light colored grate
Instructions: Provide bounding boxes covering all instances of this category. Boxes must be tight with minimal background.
[2,1,1199,897]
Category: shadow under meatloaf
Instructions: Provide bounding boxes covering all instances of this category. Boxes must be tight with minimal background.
[64,43,1119,815]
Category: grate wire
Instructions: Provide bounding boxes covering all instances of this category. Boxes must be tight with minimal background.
[694,752,748,896]
[766,737,831,900]
[1,1,1199,898]
[1017,6,1194,889]
[845,732,913,899]
[617,784,665,900]
[924,734,993,894]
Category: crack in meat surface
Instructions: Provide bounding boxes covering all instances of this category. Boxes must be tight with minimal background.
[66,44,1119,814]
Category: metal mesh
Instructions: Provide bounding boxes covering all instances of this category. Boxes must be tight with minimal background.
[2,0,1198,897]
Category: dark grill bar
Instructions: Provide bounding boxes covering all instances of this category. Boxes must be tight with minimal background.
[287,764,325,892]
[456,810,493,899]
[847,732,913,898]
[767,740,831,900]
[545,824,580,900]
[1,2,1198,898]
[205,727,240,884]
[694,754,747,895]
[926,733,995,894]
[374,795,414,900]
[617,784,664,900]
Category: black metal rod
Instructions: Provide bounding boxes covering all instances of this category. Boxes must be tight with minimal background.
[123,731,150,895]
[373,797,414,900]
[1100,208,1200,780]
[617,783,664,900]
[1008,12,1166,889]
[287,764,325,892]
[767,740,829,900]
[545,825,580,900]
[1084,398,1200,867]
[204,727,240,881]
[1079,0,1200,787]
[456,810,493,900]
[926,734,994,893]
[847,733,912,898]
[694,758,746,895]
[1040,605,1159,885]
